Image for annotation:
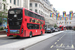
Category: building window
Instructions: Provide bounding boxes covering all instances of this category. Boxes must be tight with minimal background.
[17,0,19,6]
[10,0,12,3]
[0,3,2,9]
[30,3,32,7]
[35,9,37,13]
[39,4,41,8]
[10,6,12,9]
[3,4,5,10]
[14,0,16,5]
[39,10,40,14]
[30,9,32,11]
[35,3,37,7]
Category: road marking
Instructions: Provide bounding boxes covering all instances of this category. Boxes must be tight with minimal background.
[57,49,59,50]
[59,38,62,40]
[62,44,65,47]
[57,40,59,42]
[57,34,65,43]
[50,45,54,48]
[59,34,65,40]
[59,38,61,40]
[55,42,57,44]
[60,43,63,47]
[71,44,74,49]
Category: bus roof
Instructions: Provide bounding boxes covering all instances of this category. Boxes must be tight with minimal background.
[9,8,44,18]
[9,8,23,10]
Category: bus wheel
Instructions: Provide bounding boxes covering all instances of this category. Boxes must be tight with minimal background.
[41,31,43,35]
[16,36,20,38]
[29,32,32,38]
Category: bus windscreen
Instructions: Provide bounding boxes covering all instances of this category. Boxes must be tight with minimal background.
[8,9,22,29]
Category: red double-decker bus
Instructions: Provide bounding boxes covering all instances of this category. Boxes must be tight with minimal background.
[7,8,45,37]
[58,25,66,30]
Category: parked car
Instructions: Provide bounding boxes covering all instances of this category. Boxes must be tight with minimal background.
[58,28,61,31]
[45,28,52,33]
[50,27,55,32]
[55,28,58,32]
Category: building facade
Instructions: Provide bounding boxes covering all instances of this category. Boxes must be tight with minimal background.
[30,0,56,28]
[0,0,30,12]
[57,13,75,27]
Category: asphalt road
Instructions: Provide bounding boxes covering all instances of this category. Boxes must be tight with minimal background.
[0,36,28,46]
[25,30,75,50]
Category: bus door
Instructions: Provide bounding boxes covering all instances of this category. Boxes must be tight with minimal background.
[34,24,40,35]
[27,23,37,36]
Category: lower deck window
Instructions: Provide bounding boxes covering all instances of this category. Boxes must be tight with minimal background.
[27,23,39,29]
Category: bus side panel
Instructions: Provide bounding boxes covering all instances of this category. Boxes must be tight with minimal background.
[25,30,30,37]
[37,29,41,35]
[25,29,37,37]
[42,24,45,34]
[21,9,25,37]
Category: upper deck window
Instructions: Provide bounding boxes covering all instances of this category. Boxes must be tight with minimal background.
[25,9,45,21]
[9,9,22,14]
[9,11,15,14]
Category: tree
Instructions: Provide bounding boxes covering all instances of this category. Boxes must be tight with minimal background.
[54,24,58,28]
[0,0,8,26]
[2,0,8,12]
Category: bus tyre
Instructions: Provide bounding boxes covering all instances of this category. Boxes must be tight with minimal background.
[41,31,43,35]
[29,32,32,38]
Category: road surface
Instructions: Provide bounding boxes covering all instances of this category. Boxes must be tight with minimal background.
[26,30,75,50]
[0,31,62,46]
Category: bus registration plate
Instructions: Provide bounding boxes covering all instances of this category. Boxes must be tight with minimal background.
[13,35,17,37]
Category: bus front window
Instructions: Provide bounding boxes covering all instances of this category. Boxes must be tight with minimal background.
[8,9,22,29]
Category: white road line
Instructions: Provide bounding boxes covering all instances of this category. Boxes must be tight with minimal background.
[55,42,57,44]
[59,34,65,41]
[60,43,63,47]
[50,45,54,48]
[72,44,74,49]
[57,40,59,42]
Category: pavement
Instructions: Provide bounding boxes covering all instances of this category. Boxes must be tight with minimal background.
[0,35,7,38]
[0,31,64,50]
[26,30,75,50]
[0,30,7,35]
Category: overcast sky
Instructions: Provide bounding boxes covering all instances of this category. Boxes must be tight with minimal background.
[49,0,75,15]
